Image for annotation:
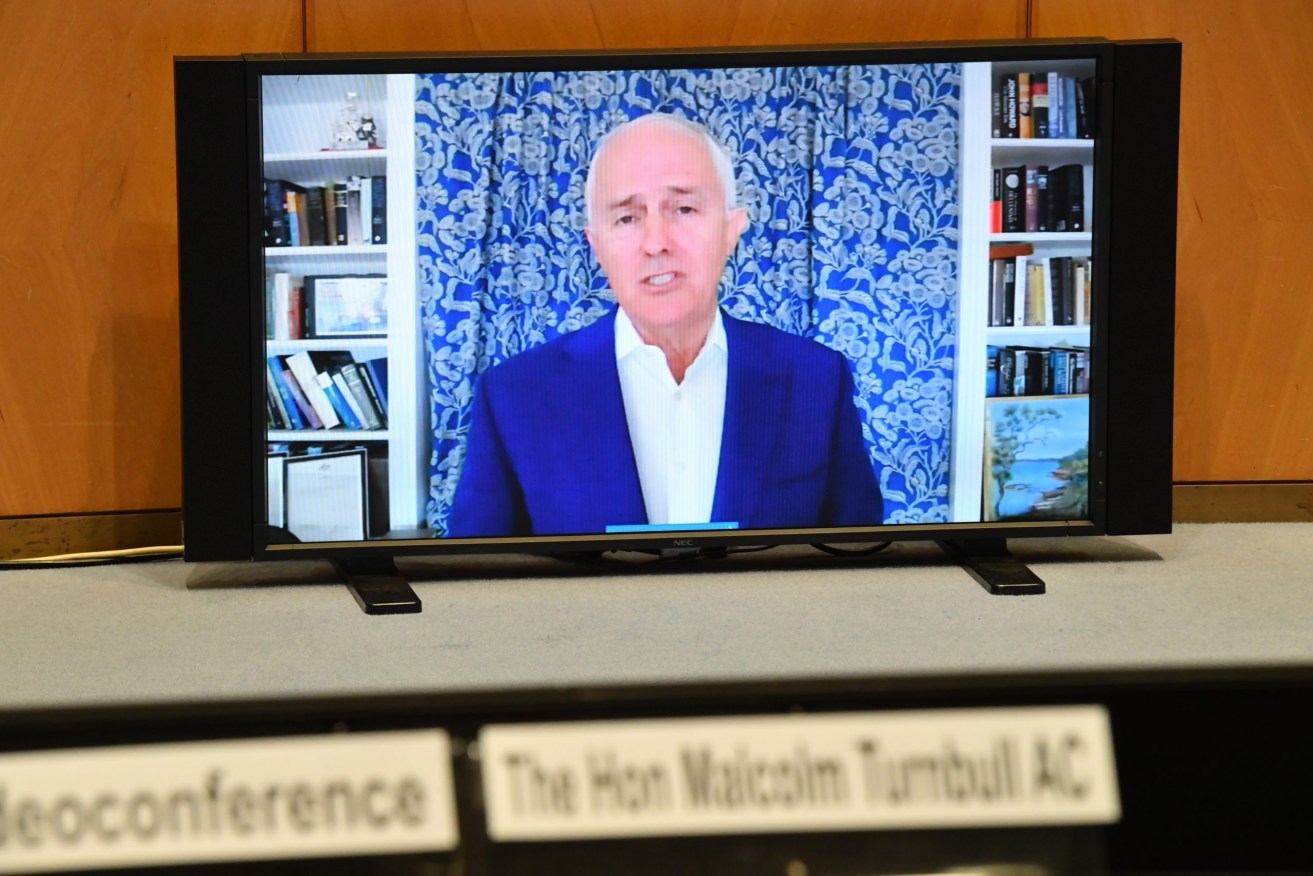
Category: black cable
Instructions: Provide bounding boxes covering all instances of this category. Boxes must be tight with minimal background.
[811,541,893,557]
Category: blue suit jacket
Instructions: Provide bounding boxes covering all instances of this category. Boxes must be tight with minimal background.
[447,309,883,537]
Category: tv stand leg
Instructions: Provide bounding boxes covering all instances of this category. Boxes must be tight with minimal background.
[937,538,1046,595]
[332,557,422,615]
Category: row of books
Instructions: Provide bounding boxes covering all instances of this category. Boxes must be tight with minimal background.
[986,345,1090,398]
[991,164,1085,234]
[989,251,1092,328]
[993,72,1094,140]
[264,176,387,248]
[266,273,388,341]
[266,352,390,433]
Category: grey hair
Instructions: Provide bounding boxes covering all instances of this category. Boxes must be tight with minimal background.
[583,112,739,226]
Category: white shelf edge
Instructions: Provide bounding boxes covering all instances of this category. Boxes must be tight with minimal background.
[990,138,1093,148]
[265,244,388,258]
[990,232,1091,243]
[265,338,389,353]
[263,149,389,163]
[268,430,391,442]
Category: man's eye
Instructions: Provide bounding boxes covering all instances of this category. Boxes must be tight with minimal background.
[676,204,697,215]
[615,214,635,226]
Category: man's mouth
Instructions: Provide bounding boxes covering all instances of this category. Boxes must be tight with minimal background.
[645,272,677,288]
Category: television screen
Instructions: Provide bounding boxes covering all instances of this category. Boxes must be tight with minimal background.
[178,40,1178,560]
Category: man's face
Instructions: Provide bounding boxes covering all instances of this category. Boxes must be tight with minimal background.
[586,122,748,343]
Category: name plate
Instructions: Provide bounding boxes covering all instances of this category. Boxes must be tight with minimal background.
[481,706,1119,840]
[0,729,458,874]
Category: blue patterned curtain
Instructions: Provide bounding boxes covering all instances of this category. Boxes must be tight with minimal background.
[416,64,960,534]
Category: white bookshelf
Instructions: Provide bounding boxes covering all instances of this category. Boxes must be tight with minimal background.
[949,59,1096,524]
[261,73,427,533]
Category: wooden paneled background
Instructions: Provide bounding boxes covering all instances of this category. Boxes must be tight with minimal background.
[1,0,1310,555]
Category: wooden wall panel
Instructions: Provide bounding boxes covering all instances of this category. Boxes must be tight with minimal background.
[1034,0,1313,482]
[306,0,1025,52]
[0,1,303,518]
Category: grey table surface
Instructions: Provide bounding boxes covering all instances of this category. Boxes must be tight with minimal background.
[1,523,1310,712]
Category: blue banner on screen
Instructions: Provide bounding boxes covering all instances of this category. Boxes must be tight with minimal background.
[606,523,741,534]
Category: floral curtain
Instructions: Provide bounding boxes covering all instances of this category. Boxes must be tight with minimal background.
[416,64,961,534]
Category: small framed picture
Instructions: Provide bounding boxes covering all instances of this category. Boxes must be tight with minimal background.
[284,448,369,543]
[306,275,387,338]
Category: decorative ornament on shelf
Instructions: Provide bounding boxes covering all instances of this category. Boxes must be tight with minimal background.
[330,91,367,151]
[356,116,379,148]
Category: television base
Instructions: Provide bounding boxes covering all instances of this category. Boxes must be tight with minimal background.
[332,558,422,615]
[937,538,1046,595]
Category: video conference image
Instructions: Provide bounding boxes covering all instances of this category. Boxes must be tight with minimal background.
[261,60,1096,544]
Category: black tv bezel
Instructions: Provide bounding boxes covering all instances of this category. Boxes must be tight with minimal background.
[177,38,1178,563]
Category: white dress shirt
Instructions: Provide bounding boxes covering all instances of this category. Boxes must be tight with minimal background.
[615,308,728,526]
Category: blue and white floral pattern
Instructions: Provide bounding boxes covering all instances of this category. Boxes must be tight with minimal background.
[417,64,960,534]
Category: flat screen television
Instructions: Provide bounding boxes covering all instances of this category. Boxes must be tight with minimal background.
[176,39,1179,604]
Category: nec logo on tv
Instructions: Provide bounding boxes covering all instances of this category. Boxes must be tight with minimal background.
[672,539,695,547]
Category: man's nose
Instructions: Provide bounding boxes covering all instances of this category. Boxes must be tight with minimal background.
[641,212,670,255]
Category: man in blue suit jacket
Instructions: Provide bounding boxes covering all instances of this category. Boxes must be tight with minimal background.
[448,113,882,538]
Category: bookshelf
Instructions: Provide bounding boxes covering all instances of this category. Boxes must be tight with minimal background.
[950,59,1096,523]
[261,73,427,534]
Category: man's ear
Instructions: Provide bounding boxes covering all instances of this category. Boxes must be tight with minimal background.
[723,207,749,256]
[584,225,596,251]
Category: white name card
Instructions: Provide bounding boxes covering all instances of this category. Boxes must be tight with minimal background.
[0,729,458,874]
[481,706,1119,840]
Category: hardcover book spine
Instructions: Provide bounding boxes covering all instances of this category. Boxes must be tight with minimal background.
[1017,72,1032,139]
[265,179,289,247]
[371,176,387,244]
[1076,76,1094,138]
[998,347,1015,396]
[1002,74,1019,138]
[1064,76,1078,142]
[1024,165,1040,233]
[990,168,1002,234]
[318,372,362,430]
[342,363,383,430]
[282,364,323,429]
[267,359,306,430]
[1036,166,1050,232]
[1032,76,1049,138]
[1062,164,1085,232]
[286,351,341,428]
[307,186,328,246]
[332,182,349,245]
[1049,73,1064,139]
[1001,166,1023,233]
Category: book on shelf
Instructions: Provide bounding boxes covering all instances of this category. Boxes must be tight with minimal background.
[985,344,1090,398]
[1024,165,1042,233]
[1017,72,1032,139]
[1032,77,1049,138]
[284,351,342,430]
[306,186,328,246]
[994,255,1091,328]
[1001,166,1023,233]
[267,351,390,433]
[1001,74,1019,138]
[995,163,1083,236]
[992,73,1095,140]
[265,273,307,340]
[1047,164,1085,232]
[990,169,1002,234]
[332,182,350,245]
[371,176,387,244]
[264,176,386,248]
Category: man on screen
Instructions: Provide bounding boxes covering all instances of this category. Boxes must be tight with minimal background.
[447,113,882,537]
